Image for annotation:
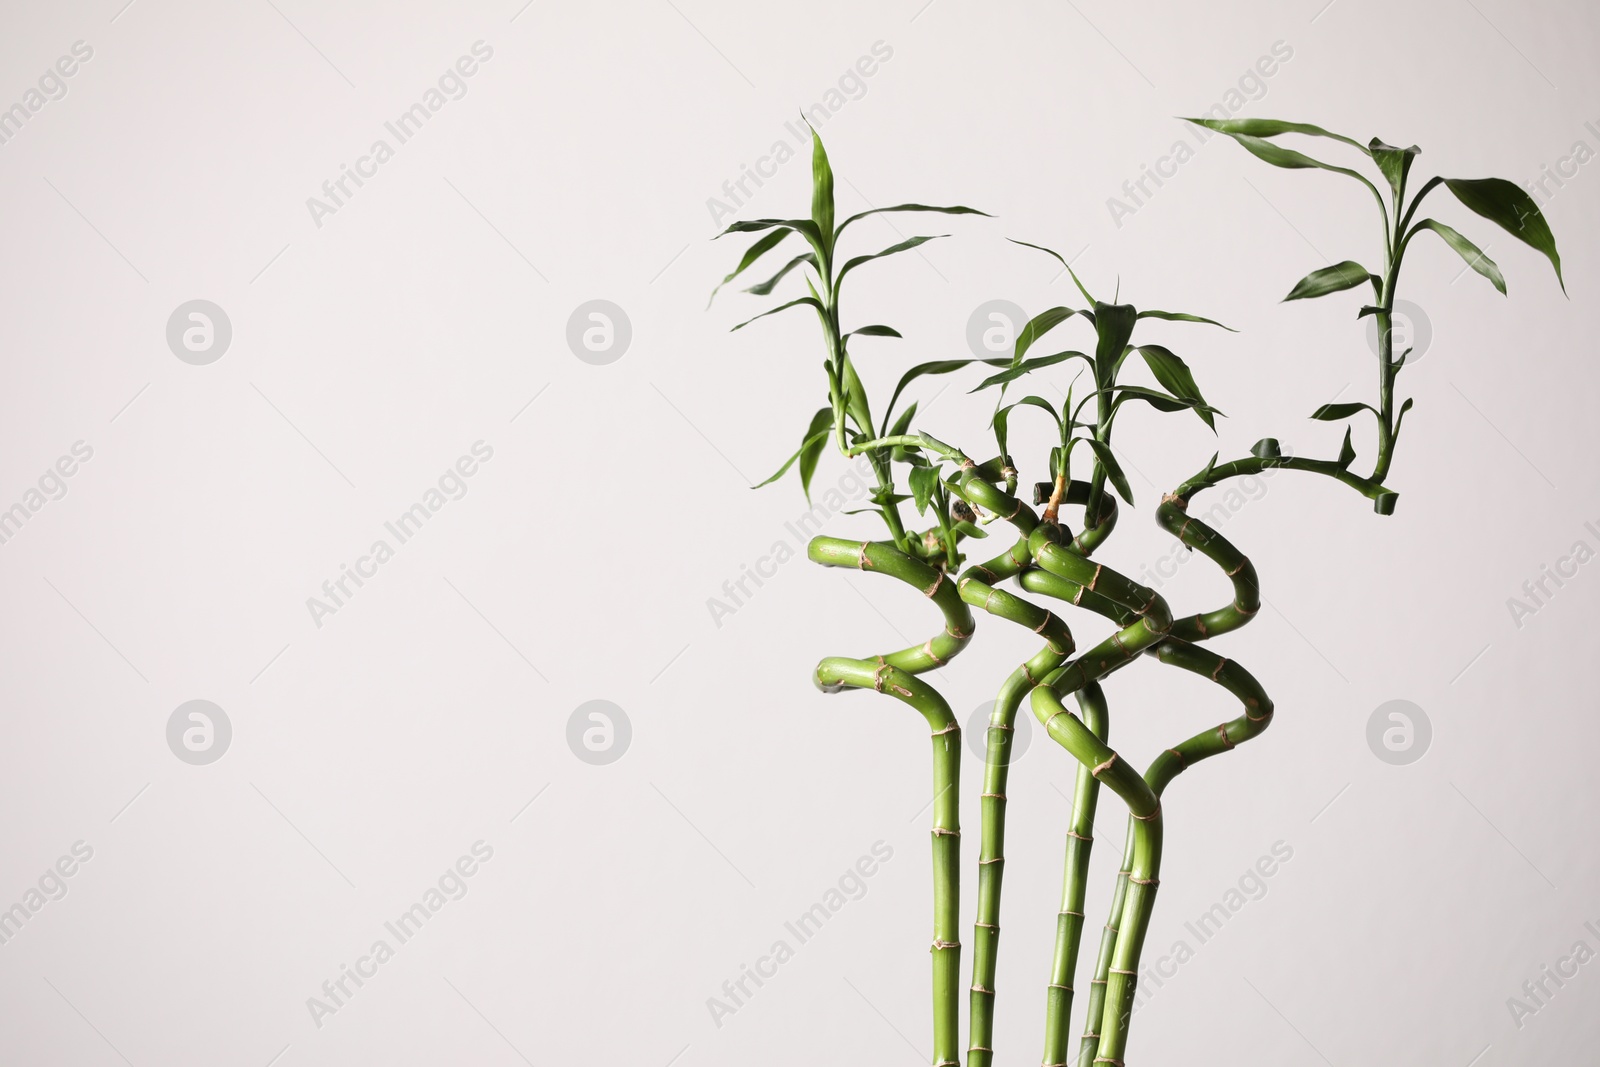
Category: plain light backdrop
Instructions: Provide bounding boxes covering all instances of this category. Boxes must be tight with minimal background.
[0,0,1595,1064]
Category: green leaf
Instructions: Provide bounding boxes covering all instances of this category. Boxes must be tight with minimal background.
[1136,309,1237,331]
[883,358,1007,430]
[1251,438,1282,459]
[1136,344,1214,429]
[836,203,991,236]
[909,465,940,515]
[743,253,817,296]
[1007,239,1095,304]
[846,324,903,339]
[972,350,1092,393]
[709,229,790,306]
[953,520,988,540]
[1442,178,1562,292]
[718,217,824,247]
[1014,306,1088,363]
[1092,303,1139,379]
[1336,426,1356,469]
[1311,401,1375,421]
[1107,384,1222,419]
[1369,138,1419,201]
[797,407,833,500]
[887,401,918,439]
[729,296,825,332]
[1284,261,1376,302]
[1083,438,1134,504]
[809,123,834,257]
[837,235,946,283]
[1200,131,1386,215]
[993,395,1060,456]
[753,407,832,495]
[1408,219,1504,295]
[1183,117,1369,153]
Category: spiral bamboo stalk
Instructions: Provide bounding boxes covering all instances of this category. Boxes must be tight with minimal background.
[809,536,975,1067]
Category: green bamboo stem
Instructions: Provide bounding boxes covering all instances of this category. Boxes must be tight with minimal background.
[1042,682,1109,1067]
[1077,821,1133,1067]
[957,480,1116,1067]
[809,535,974,1067]
[1030,683,1163,1067]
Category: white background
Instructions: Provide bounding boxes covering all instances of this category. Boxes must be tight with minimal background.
[0,0,1596,1064]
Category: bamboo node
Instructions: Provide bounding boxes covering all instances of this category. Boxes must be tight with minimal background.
[924,570,947,597]
[932,827,961,837]
[1059,909,1084,918]
[971,984,994,995]
[1161,492,1188,509]
[858,541,873,569]
[872,664,891,692]
[1091,754,1118,778]
[1088,563,1103,591]
[1033,612,1053,634]
[923,638,945,667]
[947,622,972,639]
[980,792,1006,800]
[1067,830,1092,842]
[1048,983,1073,992]
[976,922,998,930]
[1167,747,1187,768]
[1129,876,1159,886]
[931,939,961,949]
[1227,556,1249,577]
[972,565,997,582]
[1211,657,1228,681]
[1235,600,1260,615]
[978,856,1003,865]
[1132,800,1162,822]
[932,722,959,736]
[891,683,913,698]
[1109,968,1137,977]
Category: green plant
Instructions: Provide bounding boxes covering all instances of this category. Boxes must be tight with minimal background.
[711,118,1560,1066]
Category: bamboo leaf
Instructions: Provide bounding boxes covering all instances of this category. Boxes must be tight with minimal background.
[1015,306,1089,363]
[1136,309,1237,331]
[1109,384,1221,418]
[1083,438,1134,504]
[1369,138,1420,201]
[1194,128,1387,214]
[1007,239,1095,304]
[809,123,834,258]
[953,520,988,539]
[1337,427,1356,469]
[972,350,1092,393]
[1409,219,1505,294]
[846,324,903,340]
[743,253,817,296]
[909,465,941,515]
[884,357,1007,429]
[836,203,991,236]
[1136,344,1214,430]
[1251,438,1282,459]
[729,296,825,332]
[888,401,918,439]
[754,407,832,494]
[1284,261,1377,302]
[1092,303,1139,379]
[837,235,946,283]
[1183,116,1369,153]
[1310,401,1376,421]
[1442,177,1562,292]
[709,229,790,306]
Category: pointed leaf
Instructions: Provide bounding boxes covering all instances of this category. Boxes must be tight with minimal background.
[710,229,790,306]
[884,358,1007,428]
[1092,303,1139,379]
[1443,177,1562,291]
[953,520,988,540]
[743,253,817,296]
[1369,138,1419,200]
[809,124,834,256]
[972,350,1093,393]
[1337,426,1356,469]
[1409,219,1504,295]
[887,401,918,439]
[1008,239,1095,304]
[1311,401,1375,421]
[846,324,903,339]
[754,407,832,494]
[1284,261,1377,302]
[837,235,946,283]
[1183,117,1368,152]
[1198,130,1386,214]
[729,296,825,332]
[1251,438,1282,459]
[1083,438,1134,505]
[1137,344,1214,429]
[836,203,991,236]
[909,465,940,515]
[1136,309,1237,331]
[1015,306,1088,363]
